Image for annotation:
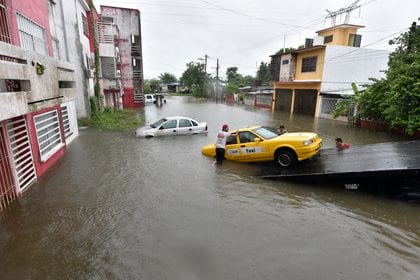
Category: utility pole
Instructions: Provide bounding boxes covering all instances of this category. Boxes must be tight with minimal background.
[216,58,219,103]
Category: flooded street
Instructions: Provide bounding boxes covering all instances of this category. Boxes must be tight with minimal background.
[1,96,419,279]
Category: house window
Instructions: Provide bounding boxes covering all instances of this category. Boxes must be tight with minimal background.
[0,0,11,43]
[34,110,64,161]
[282,59,289,65]
[324,35,333,44]
[16,13,47,55]
[301,56,317,72]
[348,34,362,47]
[81,13,88,36]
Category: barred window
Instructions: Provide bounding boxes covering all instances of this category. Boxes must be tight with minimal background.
[0,0,11,43]
[324,35,333,44]
[34,110,64,161]
[60,105,73,139]
[282,59,289,65]
[301,56,317,73]
[82,13,88,36]
[16,13,47,55]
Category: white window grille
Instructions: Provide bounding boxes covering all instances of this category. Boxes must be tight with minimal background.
[34,110,64,162]
[60,105,73,139]
[16,13,47,56]
[81,13,88,36]
[6,116,37,192]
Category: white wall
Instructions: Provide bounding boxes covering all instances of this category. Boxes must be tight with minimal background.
[321,45,388,94]
[60,0,92,118]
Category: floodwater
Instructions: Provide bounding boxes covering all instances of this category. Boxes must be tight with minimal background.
[0,96,419,279]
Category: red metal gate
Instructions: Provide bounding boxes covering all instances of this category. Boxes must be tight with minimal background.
[0,126,18,210]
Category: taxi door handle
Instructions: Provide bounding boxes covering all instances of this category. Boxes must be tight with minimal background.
[240,145,245,147]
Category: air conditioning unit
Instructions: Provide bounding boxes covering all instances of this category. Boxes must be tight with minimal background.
[84,69,94,78]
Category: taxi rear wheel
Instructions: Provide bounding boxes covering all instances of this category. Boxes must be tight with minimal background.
[275,150,296,168]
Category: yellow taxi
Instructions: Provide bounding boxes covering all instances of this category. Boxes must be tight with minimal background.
[202,126,322,167]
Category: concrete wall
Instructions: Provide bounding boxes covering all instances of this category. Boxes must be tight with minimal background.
[60,0,92,118]
[279,53,296,82]
[0,42,76,121]
[321,45,388,94]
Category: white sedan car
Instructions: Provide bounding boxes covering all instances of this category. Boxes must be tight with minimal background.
[135,116,208,137]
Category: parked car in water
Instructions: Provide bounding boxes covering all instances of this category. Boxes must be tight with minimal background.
[201,126,322,167]
[135,116,208,137]
[144,94,156,104]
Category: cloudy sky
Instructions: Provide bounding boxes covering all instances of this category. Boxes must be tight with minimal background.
[94,0,419,80]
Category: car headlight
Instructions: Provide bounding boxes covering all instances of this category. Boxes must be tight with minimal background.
[303,139,313,146]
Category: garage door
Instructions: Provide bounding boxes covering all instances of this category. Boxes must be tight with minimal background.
[293,89,317,115]
[275,89,292,111]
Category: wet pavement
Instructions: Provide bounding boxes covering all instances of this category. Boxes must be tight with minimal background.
[0,96,419,279]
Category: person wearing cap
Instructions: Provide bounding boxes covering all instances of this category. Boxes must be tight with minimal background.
[215,124,237,164]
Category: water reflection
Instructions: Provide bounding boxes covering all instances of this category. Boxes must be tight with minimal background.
[0,97,418,279]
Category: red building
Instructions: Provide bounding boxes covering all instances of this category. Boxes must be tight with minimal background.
[0,0,78,209]
[100,5,144,108]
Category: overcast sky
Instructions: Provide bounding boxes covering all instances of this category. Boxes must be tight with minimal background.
[94,0,419,80]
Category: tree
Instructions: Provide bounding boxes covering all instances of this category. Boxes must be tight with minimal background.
[377,21,420,134]
[256,62,271,84]
[158,72,178,84]
[149,79,160,92]
[143,80,152,94]
[332,20,420,135]
[226,67,240,83]
[180,62,208,96]
[275,47,297,55]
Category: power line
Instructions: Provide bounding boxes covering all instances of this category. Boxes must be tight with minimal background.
[323,28,406,65]
[198,0,310,28]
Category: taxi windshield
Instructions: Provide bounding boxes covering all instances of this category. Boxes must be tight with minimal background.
[252,126,279,140]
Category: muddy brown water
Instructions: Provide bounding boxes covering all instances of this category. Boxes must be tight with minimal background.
[1,96,419,279]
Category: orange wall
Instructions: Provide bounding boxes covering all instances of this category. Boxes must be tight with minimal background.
[295,48,325,81]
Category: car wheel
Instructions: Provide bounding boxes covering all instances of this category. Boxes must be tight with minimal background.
[275,150,296,168]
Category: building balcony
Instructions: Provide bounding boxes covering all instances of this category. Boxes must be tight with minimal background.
[132,69,142,80]
[0,42,76,121]
[131,45,141,56]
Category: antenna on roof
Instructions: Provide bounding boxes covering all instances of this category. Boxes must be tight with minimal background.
[325,0,361,26]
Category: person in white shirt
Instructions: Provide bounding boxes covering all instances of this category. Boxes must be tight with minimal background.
[215,124,237,165]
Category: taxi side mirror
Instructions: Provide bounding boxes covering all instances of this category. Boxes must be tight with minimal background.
[254,138,261,142]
